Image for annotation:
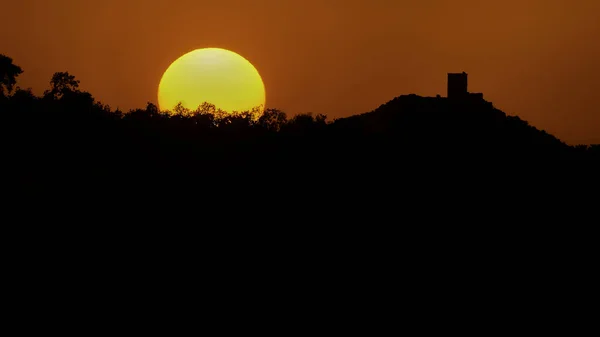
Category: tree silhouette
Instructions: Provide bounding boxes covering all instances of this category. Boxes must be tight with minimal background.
[283,112,328,134]
[45,71,80,99]
[196,102,217,115]
[146,102,159,114]
[172,102,191,117]
[257,108,288,132]
[0,54,23,98]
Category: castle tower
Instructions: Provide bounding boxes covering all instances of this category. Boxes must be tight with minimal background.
[448,72,468,99]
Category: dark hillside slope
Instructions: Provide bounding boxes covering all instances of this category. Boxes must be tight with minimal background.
[328,94,571,163]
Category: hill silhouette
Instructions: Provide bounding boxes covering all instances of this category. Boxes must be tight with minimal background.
[1,56,598,222]
[3,57,599,320]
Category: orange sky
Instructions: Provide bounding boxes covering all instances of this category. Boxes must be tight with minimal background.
[3,0,599,144]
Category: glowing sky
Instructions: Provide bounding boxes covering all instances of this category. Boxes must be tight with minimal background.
[2,0,599,144]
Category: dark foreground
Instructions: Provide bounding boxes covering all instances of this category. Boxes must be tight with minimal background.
[4,94,598,223]
[3,95,597,332]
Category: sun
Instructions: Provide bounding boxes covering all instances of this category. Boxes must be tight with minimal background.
[158,48,266,113]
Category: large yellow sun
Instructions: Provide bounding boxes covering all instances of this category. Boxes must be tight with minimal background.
[158,48,266,113]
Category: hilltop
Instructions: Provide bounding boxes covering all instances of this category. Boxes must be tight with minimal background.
[328,93,573,162]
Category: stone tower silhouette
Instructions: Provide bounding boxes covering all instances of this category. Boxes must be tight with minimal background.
[447,72,468,99]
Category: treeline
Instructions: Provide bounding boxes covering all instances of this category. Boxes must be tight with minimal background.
[6,54,600,279]
[2,54,599,201]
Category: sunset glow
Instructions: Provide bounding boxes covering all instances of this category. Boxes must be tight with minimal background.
[158,48,266,113]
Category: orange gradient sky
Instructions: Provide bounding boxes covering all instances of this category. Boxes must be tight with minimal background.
[2,0,599,144]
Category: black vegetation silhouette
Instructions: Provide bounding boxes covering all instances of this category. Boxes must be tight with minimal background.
[3,58,598,329]
[0,54,23,98]
[1,57,598,222]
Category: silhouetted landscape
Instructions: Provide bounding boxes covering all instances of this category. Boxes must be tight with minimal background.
[3,50,599,331]
[5,1,600,328]
[2,55,599,223]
